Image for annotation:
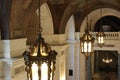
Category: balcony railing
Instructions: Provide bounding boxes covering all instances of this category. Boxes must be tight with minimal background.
[80,32,120,40]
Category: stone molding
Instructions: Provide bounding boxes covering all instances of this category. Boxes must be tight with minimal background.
[43,34,67,45]
[0,57,25,80]
[0,38,27,58]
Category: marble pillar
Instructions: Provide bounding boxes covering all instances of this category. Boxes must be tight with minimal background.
[79,50,86,80]
[86,56,92,80]
[0,38,27,80]
[67,40,76,80]
[75,32,80,80]
[66,15,76,80]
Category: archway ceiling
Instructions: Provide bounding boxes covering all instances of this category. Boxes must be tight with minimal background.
[48,0,120,34]
[5,0,120,39]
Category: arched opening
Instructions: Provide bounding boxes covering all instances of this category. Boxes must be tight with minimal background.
[89,9,120,80]
[93,50,118,80]
[41,3,54,35]
[80,8,120,32]
[94,16,120,32]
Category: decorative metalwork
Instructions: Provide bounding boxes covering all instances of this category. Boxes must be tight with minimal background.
[80,0,95,58]
[23,0,57,80]
[80,30,95,57]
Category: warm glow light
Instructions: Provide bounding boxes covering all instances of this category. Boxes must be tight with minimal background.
[96,32,105,48]
[41,62,48,80]
[102,58,112,64]
[50,62,53,80]
[98,37,100,43]
[32,52,37,56]
[81,43,84,52]
[32,63,39,80]
[61,77,65,80]
[80,32,95,57]
[84,42,87,52]
[40,46,48,56]
[60,62,65,80]
[31,47,37,56]
[98,37,104,43]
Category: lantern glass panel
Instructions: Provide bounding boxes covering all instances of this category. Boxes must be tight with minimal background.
[40,43,49,56]
[84,42,87,52]
[41,62,48,80]
[88,42,92,52]
[32,63,39,80]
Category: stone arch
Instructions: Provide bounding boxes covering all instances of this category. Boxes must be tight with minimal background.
[94,16,120,32]
[40,3,54,35]
[59,3,77,34]
[80,8,120,32]
[65,15,75,40]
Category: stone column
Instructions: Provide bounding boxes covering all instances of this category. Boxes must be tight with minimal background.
[3,59,13,80]
[86,56,92,80]
[2,40,10,58]
[79,49,86,80]
[0,38,27,58]
[0,38,27,80]
[67,40,76,80]
[66,15,76,80]
[74,32,80,80]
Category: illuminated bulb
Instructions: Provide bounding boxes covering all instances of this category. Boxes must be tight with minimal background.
[102,58,112,64]
[84,42,87,52]
[41,62,48,80]
[31,47,37,56]
[41,46,48,56]
[32,63,39,80]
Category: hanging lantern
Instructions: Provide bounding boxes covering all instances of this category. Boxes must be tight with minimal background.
[80,0,95,58]
[96,8,105,48]
[23,0,57,79]
[23,34,57,80]
[96,31,105,48]
[80,31,95,57]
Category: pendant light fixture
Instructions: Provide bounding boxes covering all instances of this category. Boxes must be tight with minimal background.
[80,0,95,57]
[96,8,105,48]
[23,0,57,80]
[103,52,112,64]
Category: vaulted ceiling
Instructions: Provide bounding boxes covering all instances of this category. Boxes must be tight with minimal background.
[0,0,120,42]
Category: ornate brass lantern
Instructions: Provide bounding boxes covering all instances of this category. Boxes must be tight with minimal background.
[23,0,57,80]
[80,30,95,57]
[23,34,57,80]
[80,0,95,57]
[96,8,105,48]
[96,31,105,47]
